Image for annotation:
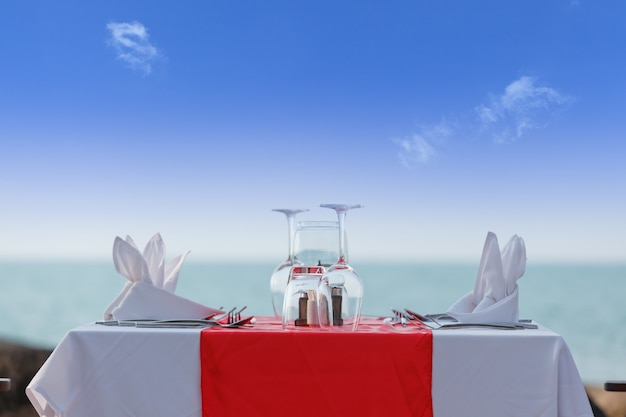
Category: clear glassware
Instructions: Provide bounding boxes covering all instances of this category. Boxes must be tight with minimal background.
[293,221,341,267]
[270,209,309,317]
[320,203,364,331]
[282,266,333,330]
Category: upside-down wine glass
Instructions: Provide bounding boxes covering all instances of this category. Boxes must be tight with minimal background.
[320,204,364,331]
[293,221,341,268]
[270,209,309,317]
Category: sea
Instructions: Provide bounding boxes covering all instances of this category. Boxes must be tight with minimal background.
[1,260,625,386]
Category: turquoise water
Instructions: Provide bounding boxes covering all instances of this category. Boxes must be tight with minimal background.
[1,261,625,385]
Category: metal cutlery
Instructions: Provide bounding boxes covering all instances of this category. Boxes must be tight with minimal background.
[97,316,255,329]
[386,308,431,329]
[96,306,255,329]
[398,308,537,330]
[135,316,255,328]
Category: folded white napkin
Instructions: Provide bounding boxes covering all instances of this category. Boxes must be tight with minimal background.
[447,232,526,323]
[112,233,188,291]
[108,281,221,321]
[104,233,221,320]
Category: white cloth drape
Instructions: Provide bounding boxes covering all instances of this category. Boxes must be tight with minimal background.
[27,323,592,417]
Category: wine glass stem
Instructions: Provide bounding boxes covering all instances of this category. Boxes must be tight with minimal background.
[337,210,347,264]
[286,213,296,265]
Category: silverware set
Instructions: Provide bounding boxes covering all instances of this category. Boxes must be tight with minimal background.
[96,306,255,329]
[385,308,537,330]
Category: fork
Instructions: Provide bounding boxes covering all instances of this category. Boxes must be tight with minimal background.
[134,316,255,328]
[387,308,431,329]
[399,309,527,330]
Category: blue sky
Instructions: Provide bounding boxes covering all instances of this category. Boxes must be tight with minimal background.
[1,1,625,263]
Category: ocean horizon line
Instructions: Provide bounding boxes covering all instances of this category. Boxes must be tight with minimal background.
[1,257,625,266]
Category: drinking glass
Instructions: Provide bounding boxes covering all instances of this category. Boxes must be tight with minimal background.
[270,209,309,317]
[320,204,364,331]
[293,221,341,267]
[282,266,333,330]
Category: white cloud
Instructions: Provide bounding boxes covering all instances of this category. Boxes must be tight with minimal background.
[394,76,572,167]
[106,21,161,75]
[476,76,572,143]
[393,121,452,168]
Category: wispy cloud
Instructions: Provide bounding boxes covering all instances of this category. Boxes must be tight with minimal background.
[394,75,572,167]
[393,121,453,168]
[475,76,572,143]
[106,21,162,75]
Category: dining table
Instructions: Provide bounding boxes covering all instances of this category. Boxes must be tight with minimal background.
[26,316,593,417]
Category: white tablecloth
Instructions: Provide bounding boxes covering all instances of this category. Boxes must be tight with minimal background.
[26,322,593,417]
[431,327,592,417]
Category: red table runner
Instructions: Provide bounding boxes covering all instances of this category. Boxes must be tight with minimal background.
[201,318,433,417]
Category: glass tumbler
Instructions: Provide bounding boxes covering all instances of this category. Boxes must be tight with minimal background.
[282,266,333,330]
